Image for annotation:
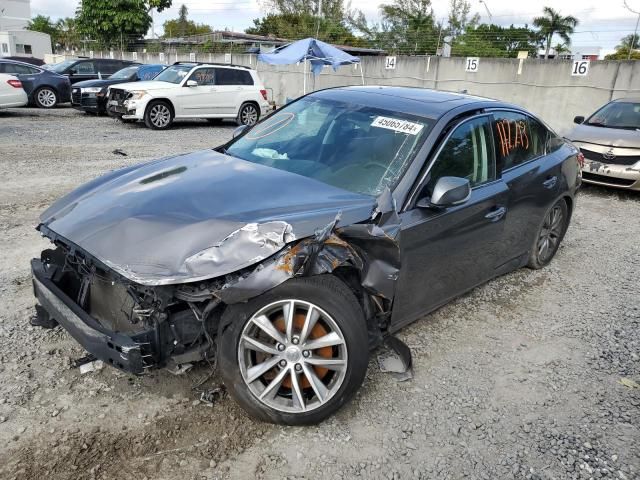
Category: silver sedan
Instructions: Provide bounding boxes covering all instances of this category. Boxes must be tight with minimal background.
[567,98,640,191]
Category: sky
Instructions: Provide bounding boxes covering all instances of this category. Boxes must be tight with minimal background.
[29,0,640,53]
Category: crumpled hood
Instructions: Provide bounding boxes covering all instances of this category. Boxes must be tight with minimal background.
[567,124,640,149]
[112,80,176,92]
[39,150,376,285]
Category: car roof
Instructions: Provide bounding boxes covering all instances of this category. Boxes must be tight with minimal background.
[311,86,504,119]
[611,97,640,103]
[171,61,254,71]
[0,58,42,68]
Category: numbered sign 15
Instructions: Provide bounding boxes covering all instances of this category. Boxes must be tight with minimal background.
[571,60,589,76]
[465,57,479,73]
[385,56,397,70]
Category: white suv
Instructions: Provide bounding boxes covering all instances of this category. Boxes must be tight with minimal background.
[106,62,271,129]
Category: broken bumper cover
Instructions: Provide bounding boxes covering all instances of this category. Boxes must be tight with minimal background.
[31,258,147,374]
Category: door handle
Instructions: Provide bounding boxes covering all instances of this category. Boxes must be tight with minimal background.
[543,176,558,189]
[485,206,507,222]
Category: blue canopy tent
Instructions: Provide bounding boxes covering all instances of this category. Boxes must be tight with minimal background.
[257,38,364,94]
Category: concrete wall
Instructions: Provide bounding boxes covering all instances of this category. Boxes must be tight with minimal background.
[88,51,640,134]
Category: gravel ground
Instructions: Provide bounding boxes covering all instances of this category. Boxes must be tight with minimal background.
[0,107,638,480]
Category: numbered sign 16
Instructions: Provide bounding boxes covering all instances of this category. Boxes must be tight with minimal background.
[385,56,397,70]
[571,60,589,76]
[465,57,479,73]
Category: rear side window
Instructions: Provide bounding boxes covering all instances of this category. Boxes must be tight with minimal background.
[426,116,496,192]
[215,68,254,86]
[1,63,38,74]
[492,111,546,170]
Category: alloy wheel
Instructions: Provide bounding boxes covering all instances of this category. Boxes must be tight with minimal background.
[240,105,258,125]
[537,205,564,263]
[37,88,56,108]
[238,299,348,413]
[150,104,171,128]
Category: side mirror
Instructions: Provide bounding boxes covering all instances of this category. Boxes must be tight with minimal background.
[573,115,585,124]
[186,80,198,87]
[418,176,471,208]
[68,69,76,75]
[233,124,249,138]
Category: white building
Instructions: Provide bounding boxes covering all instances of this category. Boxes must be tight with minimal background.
[0,0,31,30]
[0,30,51,58]
[0,1,52,59]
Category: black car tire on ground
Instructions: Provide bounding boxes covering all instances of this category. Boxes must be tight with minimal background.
[33,86,58,109]
[218,275,369,425]
[144,100,174,130]
[237,102,259,126]
[527,198,569,269]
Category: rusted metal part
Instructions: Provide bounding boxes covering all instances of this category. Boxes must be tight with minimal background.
[215,189,401,306]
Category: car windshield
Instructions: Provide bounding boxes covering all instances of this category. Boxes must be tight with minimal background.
[586,101,640,130]
[153,65,192,84]
[110,66,138,80]
[225,96,434,196]
[44,60,77,73]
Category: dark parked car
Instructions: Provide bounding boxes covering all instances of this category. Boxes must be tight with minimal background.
[30,87,581,425]
[71,64,165,114]
[44,58,139,85]
[2,56,45,66]
[0,59,71,108]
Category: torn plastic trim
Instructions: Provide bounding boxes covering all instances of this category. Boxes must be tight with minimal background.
[213,188,402,307]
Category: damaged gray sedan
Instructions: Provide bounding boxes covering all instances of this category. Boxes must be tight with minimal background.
[31,87,581,424]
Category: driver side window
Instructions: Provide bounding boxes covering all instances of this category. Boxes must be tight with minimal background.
[425,116,496,194]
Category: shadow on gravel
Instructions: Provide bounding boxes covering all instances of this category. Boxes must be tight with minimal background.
[580,183,640,203]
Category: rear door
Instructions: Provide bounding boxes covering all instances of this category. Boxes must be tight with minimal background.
[391,114,510,328]
[214,67,252,115]
[489,110,563,270]
[0,62,40,95]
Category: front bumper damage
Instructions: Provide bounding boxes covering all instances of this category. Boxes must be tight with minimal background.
[31,190,402,376]
[32,258,149,374]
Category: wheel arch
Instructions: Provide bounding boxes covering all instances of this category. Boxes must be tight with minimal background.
[145,97,175,117]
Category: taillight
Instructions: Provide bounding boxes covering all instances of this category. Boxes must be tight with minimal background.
[577,151,585,168]
[260,89,268,101]
[7,79,22,88]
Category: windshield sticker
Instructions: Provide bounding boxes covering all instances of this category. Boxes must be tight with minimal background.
[371,116,424,135]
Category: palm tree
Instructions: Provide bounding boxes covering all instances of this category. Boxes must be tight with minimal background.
[617,33,640,50]
[533,7,579,59]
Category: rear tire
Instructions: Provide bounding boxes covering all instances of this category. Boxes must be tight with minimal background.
[218,275,369,425]
[527,199,569,269]
[34,87,58,108]
[144,100,173,129]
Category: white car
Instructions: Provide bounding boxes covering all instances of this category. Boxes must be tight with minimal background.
[106,62,271,129]
[0,74,28,108]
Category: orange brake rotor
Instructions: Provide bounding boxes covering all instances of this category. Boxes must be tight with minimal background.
[272,312,333,389]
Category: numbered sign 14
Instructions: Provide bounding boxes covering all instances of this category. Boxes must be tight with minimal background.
[572,60,589,76]
[385,56,397,70]
[465,57,479,73]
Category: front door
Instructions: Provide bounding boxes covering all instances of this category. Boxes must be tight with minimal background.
[391,114,510,329]
[176,67,221,116]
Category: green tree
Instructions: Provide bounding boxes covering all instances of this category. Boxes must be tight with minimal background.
[533,6,578,59]
[56,17,80,51]
[162,4,212,38]
[452,24,540,57]
[447,0,479,40]
[27,15,59,49]
[377,0,439,55]
[76,0,172,49]
[604,34,640,59]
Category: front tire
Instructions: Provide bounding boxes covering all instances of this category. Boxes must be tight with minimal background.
[237,102,259,126]
[218,275,369,425]
[34,87,58,108]
[527,199,569,269]
[144,100,173,129]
